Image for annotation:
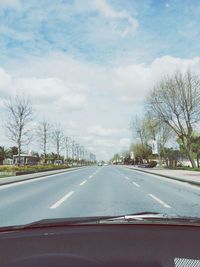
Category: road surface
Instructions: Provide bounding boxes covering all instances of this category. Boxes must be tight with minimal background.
[0,165,200,227]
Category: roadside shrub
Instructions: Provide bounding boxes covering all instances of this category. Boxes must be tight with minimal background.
[149,161,157,168]
[0,164,69,173]
[0,166,19,172]
[177,162,183,167]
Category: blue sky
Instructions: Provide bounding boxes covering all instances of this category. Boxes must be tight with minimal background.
[0,0,200,159]
[1,0,200,64]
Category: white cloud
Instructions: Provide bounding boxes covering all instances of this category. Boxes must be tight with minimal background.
[92,0,125,18]
[8,52,102,90]
[88,125,121,137]
[3,54,200,107]
[1,53,200,159]
[0,68,12,89]
[119,138,130,147]
[88,0,138,37]
[113,55,200,103]
[82,125,131,159]
[0,26,32,41]
[0,0,20,8]
[55,94,86,111]
[0,65,88,113]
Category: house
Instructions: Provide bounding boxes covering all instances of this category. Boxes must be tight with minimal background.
[3,158,13,165]
[13,154,40,166]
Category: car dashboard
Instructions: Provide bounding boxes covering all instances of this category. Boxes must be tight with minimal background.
[0,223,199,267]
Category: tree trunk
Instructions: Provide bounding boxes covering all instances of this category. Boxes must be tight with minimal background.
[197,154,200,168]
[43,141,46,164]
[181,138,196,168]
[174,159,177,167]
[17,143,21,167]
[187,149,196,168]
[169,159,173,168]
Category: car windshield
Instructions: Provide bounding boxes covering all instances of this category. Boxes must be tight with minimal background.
[0,0,200,228]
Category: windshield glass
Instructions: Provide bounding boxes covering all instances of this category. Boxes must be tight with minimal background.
[0,0,200,228]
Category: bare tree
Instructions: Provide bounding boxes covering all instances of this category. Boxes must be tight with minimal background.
[51,124,64,160]
[71,139,75,161]
[131,116,152,162]
[147,70,200,168]
[131,114,172,165]
[5,96,33,165]
[64,136,71,162]
[143,115,172,152]
[157,122,172,149]
[37,120,51,163]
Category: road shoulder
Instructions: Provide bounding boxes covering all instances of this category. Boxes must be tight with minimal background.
[123,166,200,186]
[0,167,85,186]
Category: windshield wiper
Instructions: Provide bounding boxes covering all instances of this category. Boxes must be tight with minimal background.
[100,213,200,225]
[101,212,165,222]
[0,212,170,231]
[1,212,200,231]
[0,212,161,231]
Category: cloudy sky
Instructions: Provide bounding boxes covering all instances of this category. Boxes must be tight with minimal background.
[0,0,200,160]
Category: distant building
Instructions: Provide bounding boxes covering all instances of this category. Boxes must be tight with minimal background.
[13,154,40,166]
[54,159,63,165]
[3,158,13,165]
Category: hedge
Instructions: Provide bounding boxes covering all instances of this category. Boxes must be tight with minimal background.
[0,164,69,173]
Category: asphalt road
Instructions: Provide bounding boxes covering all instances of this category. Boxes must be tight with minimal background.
[0,165,200,227]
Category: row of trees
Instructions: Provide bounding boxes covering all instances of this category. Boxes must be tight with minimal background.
[38,123,95,164]
[2,96,96,165]
[112,70,200,168]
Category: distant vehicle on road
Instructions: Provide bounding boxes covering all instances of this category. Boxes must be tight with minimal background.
[97,162,103,166]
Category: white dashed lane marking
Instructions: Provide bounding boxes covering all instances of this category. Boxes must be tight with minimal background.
[50,191,74,209]
[132,181,140,187]
[79,180,87,186]
[148,193,171,208]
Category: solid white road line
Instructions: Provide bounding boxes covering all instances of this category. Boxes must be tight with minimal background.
[79,180,87,186]
[0,168,87,190]
[148,193,171,208]
[50,191,74,209]
[132,181,140,187]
